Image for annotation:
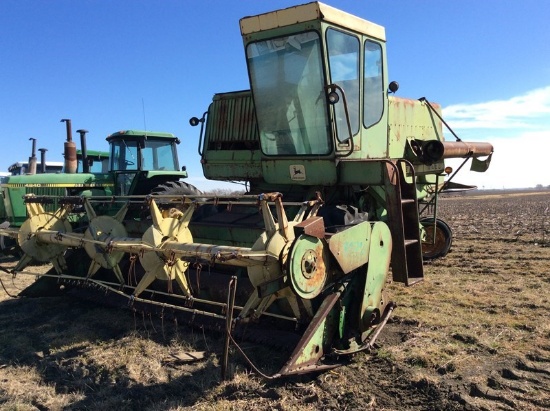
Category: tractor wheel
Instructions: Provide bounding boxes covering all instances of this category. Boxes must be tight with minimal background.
[420,217,452,260]
[151,180,203,197]
[0,221,23,258]
[151,181,204,213]
[0,232,22,257]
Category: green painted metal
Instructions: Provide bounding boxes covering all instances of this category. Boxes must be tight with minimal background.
[338,305,346,340]
[106,130,177,139]
[360,222,392,331]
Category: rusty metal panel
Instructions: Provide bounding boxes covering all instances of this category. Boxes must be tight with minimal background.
[205,91,259,149]
[388,96,443,159]
[293,216,325,239]
[328,221,371,274]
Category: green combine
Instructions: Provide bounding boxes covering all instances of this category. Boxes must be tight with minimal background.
[0,2,492,378]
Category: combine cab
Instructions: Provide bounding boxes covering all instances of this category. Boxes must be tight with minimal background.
[0,2,492,377]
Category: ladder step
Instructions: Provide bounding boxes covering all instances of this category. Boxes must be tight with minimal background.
[384,159,424,285]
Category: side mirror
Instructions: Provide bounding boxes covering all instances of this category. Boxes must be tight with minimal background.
[189,117,202,127]
[388,81,399,94]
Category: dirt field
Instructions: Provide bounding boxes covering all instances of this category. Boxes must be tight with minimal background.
[1,190,549,410]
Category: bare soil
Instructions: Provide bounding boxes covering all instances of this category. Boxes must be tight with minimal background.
[1,190,549,410]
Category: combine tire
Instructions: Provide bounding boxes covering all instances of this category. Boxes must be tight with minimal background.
[420,217,452,260]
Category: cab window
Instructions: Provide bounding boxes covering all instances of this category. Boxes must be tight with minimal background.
[327,29,360,139]
[364,41,384,128]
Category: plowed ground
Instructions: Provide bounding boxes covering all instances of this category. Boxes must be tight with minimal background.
[0,190,549,410]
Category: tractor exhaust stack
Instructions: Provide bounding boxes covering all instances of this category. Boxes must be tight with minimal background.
[77,129,89,173]
[27,137,36,174]
[27,138,37,175]
[38,148,47,174]
[61,118,77,174]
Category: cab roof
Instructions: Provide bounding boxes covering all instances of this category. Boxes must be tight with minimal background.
[106,130,177,141]
[240,1,385,41]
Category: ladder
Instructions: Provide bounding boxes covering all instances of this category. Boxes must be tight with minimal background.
[383,159,424,285]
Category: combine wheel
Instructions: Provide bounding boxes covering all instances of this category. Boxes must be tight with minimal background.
[420,217,452,260]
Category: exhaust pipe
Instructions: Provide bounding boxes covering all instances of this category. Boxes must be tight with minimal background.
[421,140,494,162]
[38,148,48,174]
[27,137,37,175]
[61,119,77,173]
[77,129,89,173]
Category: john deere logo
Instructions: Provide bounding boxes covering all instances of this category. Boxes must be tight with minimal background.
[290,165,306,181]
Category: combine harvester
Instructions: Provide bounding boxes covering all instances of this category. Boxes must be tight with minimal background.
[0,2,492,377]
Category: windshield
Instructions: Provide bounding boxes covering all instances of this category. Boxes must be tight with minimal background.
[141,139,178,171]
[246,32,331,156]
[110,138,178,171]
[111,140,138,171]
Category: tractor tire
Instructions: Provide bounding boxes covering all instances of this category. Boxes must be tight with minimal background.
[0,235,14,255]
[0,225,22,257]
[420,217,452,260]
[151,181,205,214]
[151,180,204,197]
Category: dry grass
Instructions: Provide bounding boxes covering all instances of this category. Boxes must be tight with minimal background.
[1,190,549,410]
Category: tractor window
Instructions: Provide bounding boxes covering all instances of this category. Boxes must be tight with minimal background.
[141,139,178,171]
[247,32,331,156]
[91,158,109,173]
[364,41,384,128]
[78,157,109,173]
[110,140,138,171]
[327,29,360,139]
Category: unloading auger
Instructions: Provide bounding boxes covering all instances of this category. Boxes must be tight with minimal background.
[0,191,394,375]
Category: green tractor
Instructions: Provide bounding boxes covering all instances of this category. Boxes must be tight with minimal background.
[0,120,194,253]
[1,2,492,377]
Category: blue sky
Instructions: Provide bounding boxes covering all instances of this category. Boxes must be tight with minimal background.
[1,0,549,190]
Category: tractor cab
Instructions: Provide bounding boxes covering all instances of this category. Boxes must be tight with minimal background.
[77,150,109,173]
[106,130,187,196]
